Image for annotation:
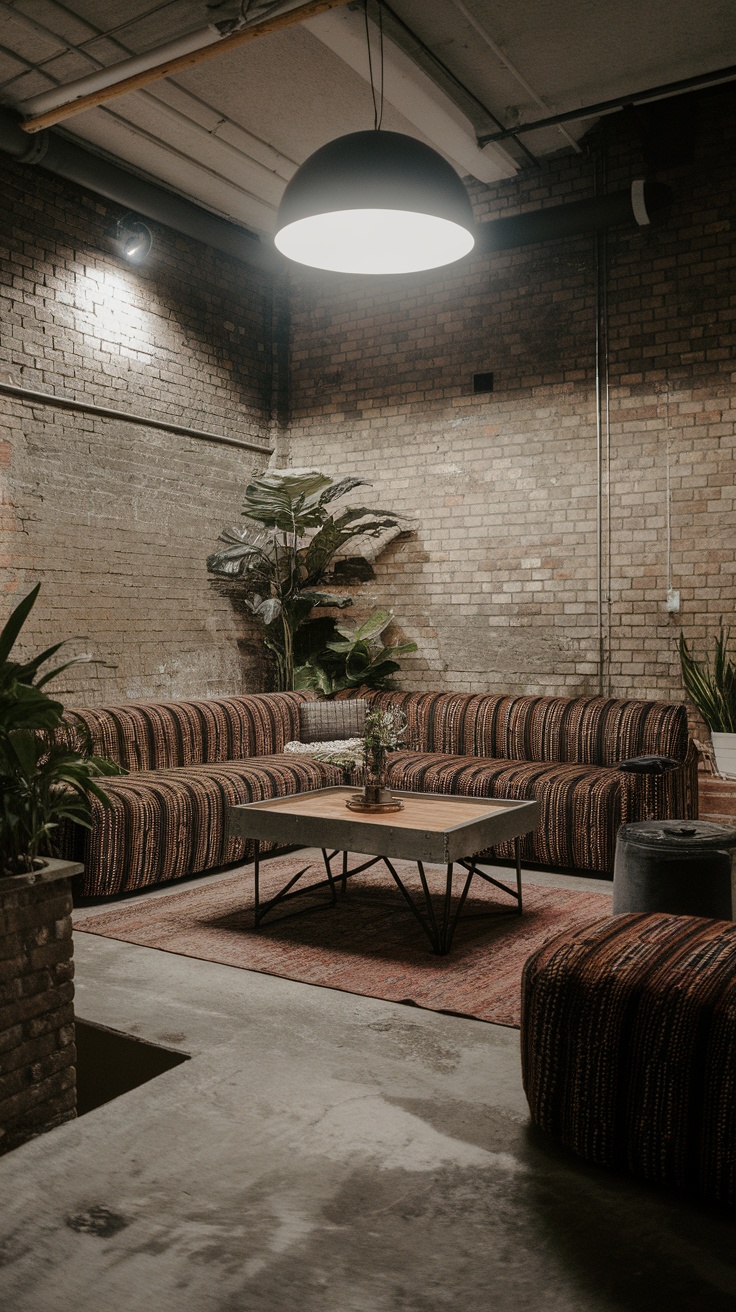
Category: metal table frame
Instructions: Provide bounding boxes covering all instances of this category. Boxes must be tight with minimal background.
[252,840,525,955]
[231,788,539,957]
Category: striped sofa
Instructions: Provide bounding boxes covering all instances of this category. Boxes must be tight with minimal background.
[59,688,697,898]
[59,692,342,897]
[346,689,698,875]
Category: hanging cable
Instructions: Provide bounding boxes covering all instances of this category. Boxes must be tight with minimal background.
[364,0,385,130]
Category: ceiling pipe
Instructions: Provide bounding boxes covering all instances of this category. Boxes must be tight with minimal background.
[0,108,274,272]
[18,0,354,135]
[474,180,671,253]
[447,0,581,154]
[478,62,736,144]
[0,110,670,270]
[18,27,225,118]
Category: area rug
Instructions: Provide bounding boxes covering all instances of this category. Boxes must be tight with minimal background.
[74,855,612,1028]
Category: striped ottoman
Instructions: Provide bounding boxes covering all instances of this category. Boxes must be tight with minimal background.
[521,914,736,1205]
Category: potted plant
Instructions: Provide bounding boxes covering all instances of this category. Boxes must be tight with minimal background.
[207,469,414,691]
[346,706,408,812]
[0,584,121,1152]
[294,608,416,694]
[679,627,736,778]
[0,584,121,878]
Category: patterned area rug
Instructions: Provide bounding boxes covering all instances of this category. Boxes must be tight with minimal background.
[75,855,612,1028]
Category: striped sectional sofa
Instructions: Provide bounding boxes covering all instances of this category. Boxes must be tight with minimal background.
[59,688,697,898]
[60,692,342,898]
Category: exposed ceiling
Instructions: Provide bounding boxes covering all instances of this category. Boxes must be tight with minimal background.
[1,0,734,238]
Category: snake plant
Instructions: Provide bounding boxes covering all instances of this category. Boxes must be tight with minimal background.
[679,627,736,733]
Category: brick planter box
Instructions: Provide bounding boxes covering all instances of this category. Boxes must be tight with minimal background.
[0,857,83,1155]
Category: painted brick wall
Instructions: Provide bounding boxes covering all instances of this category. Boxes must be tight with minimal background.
[284,88,736,703]
[0,157,272,704]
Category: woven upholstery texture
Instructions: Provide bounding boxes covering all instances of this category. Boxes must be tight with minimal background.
[521,914,736,1205]
[341,689,691,766]
[63,691,308,771]
[299,698,367,743]
[59,688,696,896]
[385,752,629,873]
[64,754,343,897]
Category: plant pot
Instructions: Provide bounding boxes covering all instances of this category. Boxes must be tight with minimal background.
[711,732,736,779]
[0,856,83,1155]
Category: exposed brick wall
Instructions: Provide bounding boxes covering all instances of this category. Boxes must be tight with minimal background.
[284,88,736,703]
[0,870,76,1155]
[0,157,272,703]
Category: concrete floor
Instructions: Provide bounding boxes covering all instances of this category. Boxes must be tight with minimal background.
[1,863,735,1312]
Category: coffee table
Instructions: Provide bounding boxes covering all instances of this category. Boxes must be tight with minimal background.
[228,787,539,955]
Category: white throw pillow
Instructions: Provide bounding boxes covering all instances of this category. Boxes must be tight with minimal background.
[284,738,363,767]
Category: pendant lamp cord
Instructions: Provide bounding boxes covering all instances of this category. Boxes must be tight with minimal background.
[365,0,385,130]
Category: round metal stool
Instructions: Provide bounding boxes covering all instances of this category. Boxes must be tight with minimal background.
[613,820,736,919]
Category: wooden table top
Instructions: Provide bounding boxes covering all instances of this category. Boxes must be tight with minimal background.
[229,787,539,865]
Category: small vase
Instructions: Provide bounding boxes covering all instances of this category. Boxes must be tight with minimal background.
[362,782,394,806]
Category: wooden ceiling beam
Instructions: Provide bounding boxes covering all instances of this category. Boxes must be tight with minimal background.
[20,0,353,135]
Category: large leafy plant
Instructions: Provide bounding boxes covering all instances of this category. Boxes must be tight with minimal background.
[294,609,416,695]
[207,470,413,691]
[0,585,121,877]
[679,627,736,733]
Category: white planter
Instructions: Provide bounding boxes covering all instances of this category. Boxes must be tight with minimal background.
[711,732,736,779]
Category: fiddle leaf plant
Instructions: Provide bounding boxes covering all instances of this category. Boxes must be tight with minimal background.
[0,584,123,877]
[207,470,411,691]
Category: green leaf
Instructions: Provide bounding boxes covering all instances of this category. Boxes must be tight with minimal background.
[353,609,394,642]
[0,584,41,664]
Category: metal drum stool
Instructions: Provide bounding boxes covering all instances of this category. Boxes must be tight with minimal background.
[613,820,736,919]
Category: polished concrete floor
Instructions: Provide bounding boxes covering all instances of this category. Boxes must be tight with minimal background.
[1,863,735,1312]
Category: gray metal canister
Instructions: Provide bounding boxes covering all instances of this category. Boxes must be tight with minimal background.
[612,820,736,919]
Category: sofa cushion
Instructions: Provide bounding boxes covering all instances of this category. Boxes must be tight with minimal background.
[346,690,691,768]
[299,698,367,742]
[521,913,736,1204]
[385,750,633,873]
[68,754,343,897]
[62,692,309,772]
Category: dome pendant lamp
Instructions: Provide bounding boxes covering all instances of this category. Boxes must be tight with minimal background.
[274,129,476,275]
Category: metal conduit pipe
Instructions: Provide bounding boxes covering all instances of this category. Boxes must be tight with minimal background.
[474,180,672,253]
[0,108,274,273]
[0,380,274,456]
[0,109,670,271]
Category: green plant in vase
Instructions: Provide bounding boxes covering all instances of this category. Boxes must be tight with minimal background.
[360,706,408,808]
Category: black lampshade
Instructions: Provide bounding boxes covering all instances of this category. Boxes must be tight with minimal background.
[275,130,476,274]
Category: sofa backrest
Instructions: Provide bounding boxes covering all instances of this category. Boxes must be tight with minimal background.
[63,692,308,772]
[353,690,690,767]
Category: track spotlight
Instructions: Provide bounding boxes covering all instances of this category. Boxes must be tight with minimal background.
[109,214,153,264]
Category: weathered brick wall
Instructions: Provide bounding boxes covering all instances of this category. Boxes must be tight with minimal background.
[284,88,736,702]
[0,870,76,1155]
[0,157,272,703]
